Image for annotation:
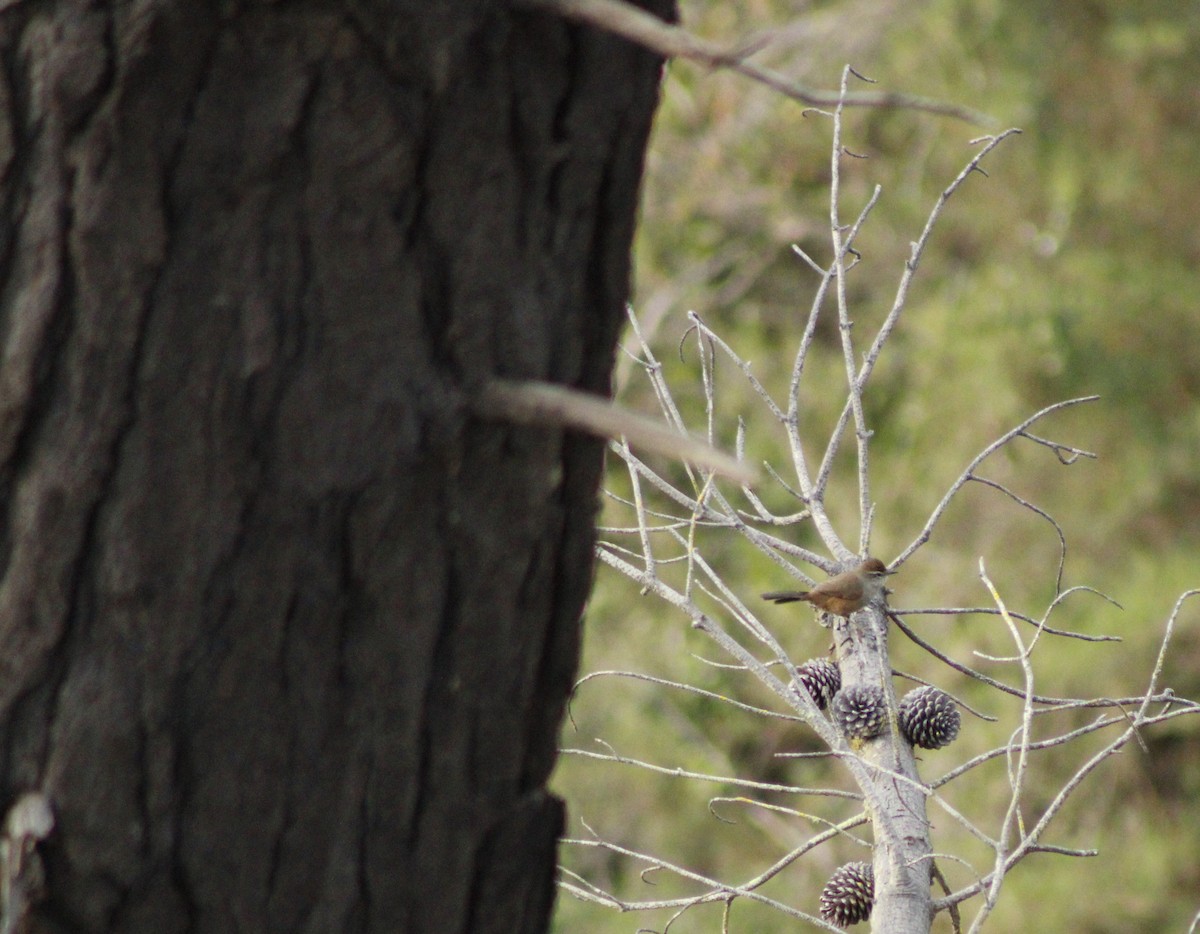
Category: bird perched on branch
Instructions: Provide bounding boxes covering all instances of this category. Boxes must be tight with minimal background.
[762,558,894,618]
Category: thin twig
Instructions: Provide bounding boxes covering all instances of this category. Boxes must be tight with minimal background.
[570,669,803,722]
[829,67,878,554]
[894,395,1100,567]
[892,604,1120,642]
[856,130,1023,398]
[969,562,1036,933]
[932,705,1196,790]
[561,745,861,799]
[560,821,848,930]
[888,610,1106,705]
[934,602,1200,912]
[970,476,1068,594]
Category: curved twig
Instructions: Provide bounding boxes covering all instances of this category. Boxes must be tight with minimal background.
[894,395,1100,567]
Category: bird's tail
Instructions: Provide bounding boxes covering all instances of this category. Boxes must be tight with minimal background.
[761,591,810,604]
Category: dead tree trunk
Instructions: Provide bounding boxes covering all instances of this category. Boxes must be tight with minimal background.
[0,2,669,931]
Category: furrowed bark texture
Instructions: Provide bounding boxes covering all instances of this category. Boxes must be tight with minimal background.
[0,2,669,931]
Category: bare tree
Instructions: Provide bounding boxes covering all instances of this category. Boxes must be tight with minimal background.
[557,70,1200,933]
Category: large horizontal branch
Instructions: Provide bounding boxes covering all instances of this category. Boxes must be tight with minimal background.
[477,379,757,483]
[518,0,991,124]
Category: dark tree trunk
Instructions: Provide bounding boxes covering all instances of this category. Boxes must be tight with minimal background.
[0,2,669,931]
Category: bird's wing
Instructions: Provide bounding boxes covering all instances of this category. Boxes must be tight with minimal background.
[814,573,863,602]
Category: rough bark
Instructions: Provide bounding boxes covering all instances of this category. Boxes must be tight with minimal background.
[0,2,669,931]
[833,605,933,934]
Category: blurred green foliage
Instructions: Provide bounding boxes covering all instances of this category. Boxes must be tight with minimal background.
[552,1,1200,931]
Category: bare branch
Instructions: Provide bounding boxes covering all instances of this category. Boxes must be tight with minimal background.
[1136,589,1200,718]
[894,395,1100,567]
[970,476,1068,594]
[893,603,1121,642]
[856,130,1022,396]
[516,0,991,124]
[932,704,1195,790]
[933,603,1200,913]
[686,312,785,422]
[561,745,860,799]
[889,610,1111,705]
[479,378,757,483]
[829,67,880,553]
[569,669,803,723]
[968,562,1036,932]
[1019,430,1097,465]
[560,822,847,930]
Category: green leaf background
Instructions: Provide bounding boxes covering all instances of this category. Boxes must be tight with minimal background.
[553,2,1200,930]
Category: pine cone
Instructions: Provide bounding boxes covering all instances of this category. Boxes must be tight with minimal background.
[794,658,841,710]
[820,860,874,927]
[899,686,961,750]
[831,685,887,741]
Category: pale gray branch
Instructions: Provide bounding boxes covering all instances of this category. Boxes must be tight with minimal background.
[479,378,757,483]
[895,395,1100,567]
[517,0,990,123]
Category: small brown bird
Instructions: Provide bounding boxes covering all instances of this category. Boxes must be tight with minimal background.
[762,558,894,618]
